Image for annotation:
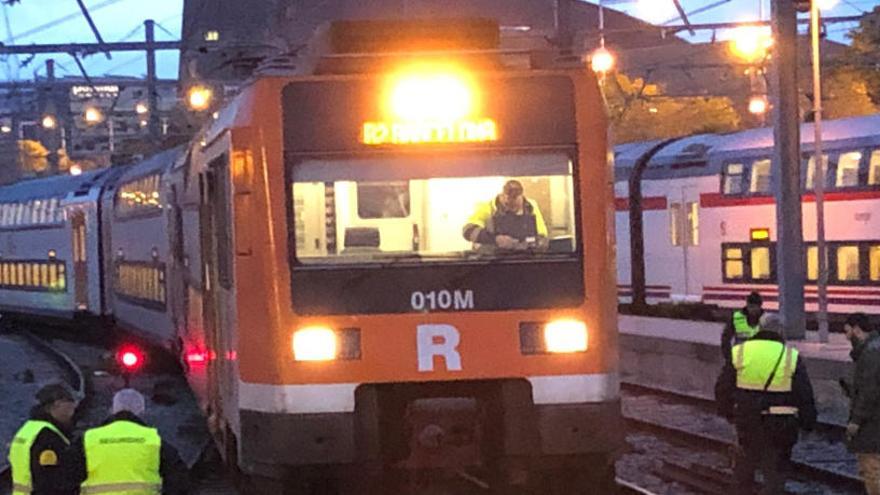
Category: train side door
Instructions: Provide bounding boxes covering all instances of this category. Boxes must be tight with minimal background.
[669,186,700,301]
[70,211,88,310]
[199,154,232,423]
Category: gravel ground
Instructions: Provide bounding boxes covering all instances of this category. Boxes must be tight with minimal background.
[622,389,861,494]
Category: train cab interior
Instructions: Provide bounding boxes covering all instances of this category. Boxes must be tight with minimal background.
[291,152,580,265]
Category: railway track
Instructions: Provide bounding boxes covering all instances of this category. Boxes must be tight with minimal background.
[0,323,87,491]
[622,381,863,494]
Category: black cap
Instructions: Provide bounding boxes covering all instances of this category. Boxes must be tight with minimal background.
[36,383,75,406]
[746,291,763,306]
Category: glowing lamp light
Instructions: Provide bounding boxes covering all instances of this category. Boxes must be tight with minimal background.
[748,95,768,115]
[84,107,102,124]
[292,326,338,361]
[187,85,213,111]
[135,102,149,115]
[544,319,589,354]
[116,345,145,372]
[42,115,57,129]
[729,26,773,62]
[590,46,615,74]
[751,228,771,241]
[388,71,474,122]
[69,164,83,176]
[0,125,11,133]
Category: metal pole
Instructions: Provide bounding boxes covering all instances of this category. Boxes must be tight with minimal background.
[145,20,160,143]
[811,1,829,342]
[108,118,115,153]
[770,0,806,339]
[45,59,60,175]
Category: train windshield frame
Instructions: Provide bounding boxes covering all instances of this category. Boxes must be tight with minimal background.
[284,149,586,315]
[289,150,581,267]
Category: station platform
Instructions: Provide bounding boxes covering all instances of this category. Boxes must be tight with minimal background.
[619,314,853,424]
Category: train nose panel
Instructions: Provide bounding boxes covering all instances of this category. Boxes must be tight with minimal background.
[399,397,482,470]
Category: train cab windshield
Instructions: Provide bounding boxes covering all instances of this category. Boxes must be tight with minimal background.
[291,152,578,266]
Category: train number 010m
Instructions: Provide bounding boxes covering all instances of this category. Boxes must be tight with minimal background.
[410,290,474,311]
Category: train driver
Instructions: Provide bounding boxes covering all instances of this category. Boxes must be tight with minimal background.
[462,180,548,252]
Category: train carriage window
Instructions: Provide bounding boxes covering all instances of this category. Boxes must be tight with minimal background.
[869,150,880,186]
[750,159,772,194]
[114,261,166,308]
[116,174,162,217]
[724,247,745,280]
[669,203,682,246]
[806,246,818,281]
[835,152,862,188]
[357,183,410,219]
[751,246,772,280]
[804,154,828,190]
[723,163,745,194]
[0,260,66,291]
[870,246,880,282]
[836,245,860,281]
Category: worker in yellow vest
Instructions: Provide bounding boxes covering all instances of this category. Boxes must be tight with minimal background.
[7,383,78,495]
[721,291,764,360]
[715,313,816,494]
[67,388,190,495]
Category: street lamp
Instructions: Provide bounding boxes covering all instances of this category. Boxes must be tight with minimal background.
[187,85,213,111]
[729,26,773,62]
[84,107,103,124]
[748,95,768,115]
[41,115,57,129]
[810,0,830,342]
[135,102,149,115]
[590,46,616,74]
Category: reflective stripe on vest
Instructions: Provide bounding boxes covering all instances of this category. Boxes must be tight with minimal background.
[81,421,162,495]
[7,420,70,495]
[732,340,798,393]
[733,310,760,339]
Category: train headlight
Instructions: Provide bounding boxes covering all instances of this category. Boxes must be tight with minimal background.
[544,319,588,353]
[387,68,476,122]
[292,327,362,362]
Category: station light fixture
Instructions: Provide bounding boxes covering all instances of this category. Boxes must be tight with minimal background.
[135,102,149,115]
[590,46,616,74]
[187,85,214,111]
[729,26,773,62]
[0,125,11,134]
[41,115,57,129]
[69,164,83,176]
[84,107,103,124]
[748,95,768,115]
[543,319,589,354]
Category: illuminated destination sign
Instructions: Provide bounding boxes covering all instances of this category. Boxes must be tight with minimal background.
[362,119,498,145]
[70,84,120,99]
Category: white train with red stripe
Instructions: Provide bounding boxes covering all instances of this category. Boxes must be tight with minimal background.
[614,113,880,314]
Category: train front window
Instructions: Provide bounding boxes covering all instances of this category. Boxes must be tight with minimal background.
[290,153,577,265]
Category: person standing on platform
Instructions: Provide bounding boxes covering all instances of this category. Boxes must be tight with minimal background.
[843,313,880,495]
[7,383,78,495]
[67,388,190,495]
[716,313,816,494]
[721,291,764,360]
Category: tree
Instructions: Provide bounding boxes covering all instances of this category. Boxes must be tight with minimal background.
[16,140,48,175]
[846,6,880,105]
[820,66,878,120]
[604,73,741,144]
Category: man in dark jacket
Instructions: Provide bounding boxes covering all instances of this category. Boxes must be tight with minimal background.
[66,388,190,495]
[7,383,78,495]
[844,313,880,495]
[721,291,764,360]
[716,313,816,494]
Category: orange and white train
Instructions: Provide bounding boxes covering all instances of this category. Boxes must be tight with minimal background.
[0,20,621,493]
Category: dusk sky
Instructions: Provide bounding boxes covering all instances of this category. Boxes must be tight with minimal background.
[1,0,877,82]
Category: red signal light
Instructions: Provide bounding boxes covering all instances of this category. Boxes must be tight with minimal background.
[116,345,145,372]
